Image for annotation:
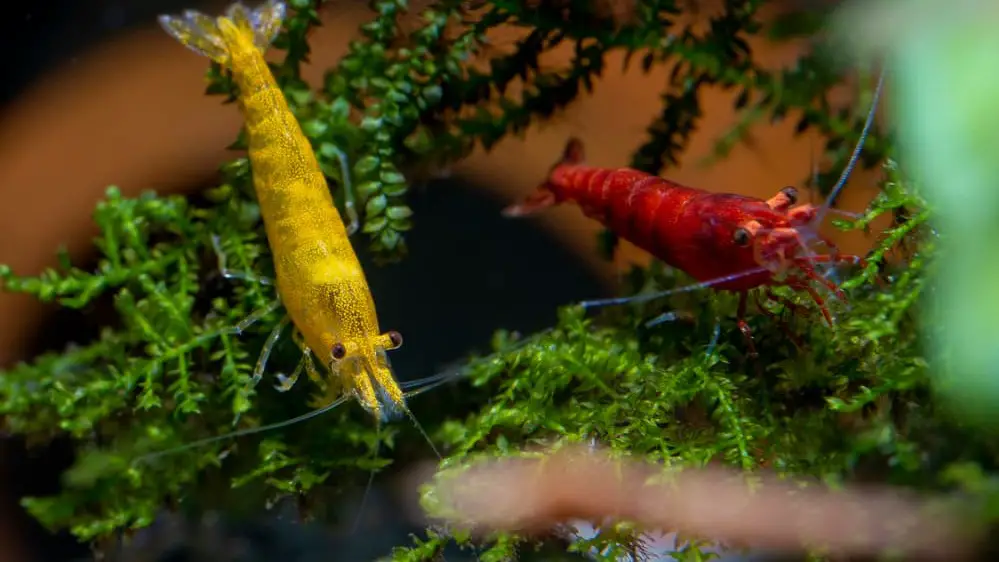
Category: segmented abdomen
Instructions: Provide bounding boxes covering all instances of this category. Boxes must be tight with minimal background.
[231,50,355,266]
[230,47,374,356]
[550,166,705,267]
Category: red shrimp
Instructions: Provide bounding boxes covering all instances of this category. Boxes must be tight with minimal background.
[501,139,866,354]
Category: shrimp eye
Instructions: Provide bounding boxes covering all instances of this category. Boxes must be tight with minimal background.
[733,227,751,247]
[331,342,347,360]
[386,330,403,350]
[780,186,798,205]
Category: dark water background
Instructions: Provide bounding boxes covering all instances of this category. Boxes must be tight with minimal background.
[0,2,606,560]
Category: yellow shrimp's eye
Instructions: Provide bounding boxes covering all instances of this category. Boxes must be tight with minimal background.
[331,342,347,360]
[733,227,751,247]
[780,186,798,205]
[386,330,403,350]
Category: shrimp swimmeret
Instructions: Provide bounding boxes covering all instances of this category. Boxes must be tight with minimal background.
[147,0,424,458]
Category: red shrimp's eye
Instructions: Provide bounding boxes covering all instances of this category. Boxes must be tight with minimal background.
[387,330,404,349]
[732,227,752,247]
[780,186,798,204]
[331,342,347,360]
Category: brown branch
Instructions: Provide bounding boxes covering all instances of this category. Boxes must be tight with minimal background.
[416,446,982,560]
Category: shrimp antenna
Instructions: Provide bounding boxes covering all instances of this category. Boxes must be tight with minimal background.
[801,128,861,236]
[351,431,382,534]
[400,328,553,399]
[132,394,350,465]
[804,65,886,291]
[579,267,772,309]
[814,65,887,226]
[134,330,544,465]
[379,355,443,461]
[325,143,361,236]
[404,406,441,460]
[805,137,861,219]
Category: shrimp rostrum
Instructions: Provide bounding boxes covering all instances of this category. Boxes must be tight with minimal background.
[503,139,867,353]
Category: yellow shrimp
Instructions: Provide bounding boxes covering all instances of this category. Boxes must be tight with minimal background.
[158,0,407,422]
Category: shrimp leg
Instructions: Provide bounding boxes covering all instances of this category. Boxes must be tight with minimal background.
[250,315,291,385]
[274,330,322,392]
[292,329,323,384]
[785,277,833,326]
[763,288,807,318]
[211,234,274,286]
[323,145,360,237]
[224,298,283,336]
[209,234,290,387]
[210,298,283,426]
[754,291,804,350]
[212,302,287,383]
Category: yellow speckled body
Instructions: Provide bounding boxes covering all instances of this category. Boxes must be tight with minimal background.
[159,0,405,421]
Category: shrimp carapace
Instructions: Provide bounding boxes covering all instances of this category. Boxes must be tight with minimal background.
[503,138,867,352]
[158,0,408,423]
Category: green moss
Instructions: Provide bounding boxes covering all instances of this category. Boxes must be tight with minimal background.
[1,0,995,560]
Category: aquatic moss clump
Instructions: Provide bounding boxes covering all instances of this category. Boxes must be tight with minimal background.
[1,0,995,560]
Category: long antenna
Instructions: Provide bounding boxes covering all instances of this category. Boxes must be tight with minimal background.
[578,267,771,309]
[380,355,444,460]
[351,433,382,534]
[132,395,350,464]
[133,327,549,466]
[400,328,552,398]
[404,406,442,460]
[814,65,887,226]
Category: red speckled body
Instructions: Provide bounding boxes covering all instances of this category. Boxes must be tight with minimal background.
[547,165,786,292]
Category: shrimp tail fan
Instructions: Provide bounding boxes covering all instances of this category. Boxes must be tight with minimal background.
[157,0,287,66]
[501,137,585,218]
